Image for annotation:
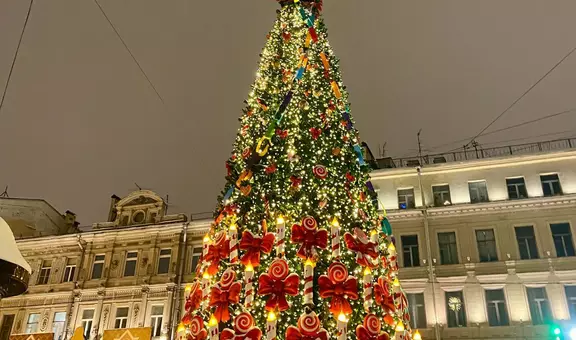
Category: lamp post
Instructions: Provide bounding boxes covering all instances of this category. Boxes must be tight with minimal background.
[0,217,31,298]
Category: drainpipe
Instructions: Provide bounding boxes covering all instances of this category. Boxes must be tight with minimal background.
[169,221,188,340]
[417,166,441,340]
[63,234,86,340]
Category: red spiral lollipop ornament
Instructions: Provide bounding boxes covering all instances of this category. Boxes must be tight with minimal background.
[313,164,328,179]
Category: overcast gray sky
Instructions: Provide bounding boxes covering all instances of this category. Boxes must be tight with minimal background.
[1,0,575,225]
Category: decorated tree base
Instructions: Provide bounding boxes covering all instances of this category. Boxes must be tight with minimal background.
[179,1,413,339]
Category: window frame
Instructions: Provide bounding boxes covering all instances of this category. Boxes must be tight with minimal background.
[123,251,139,277]
[62,258,77,283]
[432,184,452,207]
[445,290,467,328]
[484,289,510,326]
[541,173,563,197]
[406,293,427,329]
[190,247,203,274]
[515,225,540,260]
[526,287,552,325]
[91,254,106,280]
[37,260,52,285]
[475,228,499,263]
[52,311,67,340]
[468,180,489,203]
[550,222,575,257]
[157,249,172,275]
[150,305,164,338]
[506,177,528,200]
[114,307,129,329]
[437,231,459,265]
[80,309,95,339]
[25,313,41,334]
[400,235,420,268]
[397,188,416,209]
[565,286,576,320]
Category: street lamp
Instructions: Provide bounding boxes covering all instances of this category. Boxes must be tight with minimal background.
[0,217,31,298]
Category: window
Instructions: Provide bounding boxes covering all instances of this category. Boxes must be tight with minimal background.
[0,315,15,340]
[432,185,452,206]
[527,287,552,325]
[485,289,509,326]
[507,177,528,200]
[124,252,138,277]
[91,255,105,280]
[37,260,52,285]
[565,286,576,320]
[150,306,164,338]
[515,226,539,260]
[446,291,466,328]
[191,247,202,274]
[398,188,415,209]
[81,309,94,339]
[52,312,66,340]
[438,232,459,265]
[25,314,40,334]
[469,181,489,203]
[133,211,145,224]
[158,249,171,274]
[63,258,77,283]
[114,307,129,329]
[476,229,498,262]
[401,235,420,267]
[551,223,575,257]
[541,174,562,197]
[407,293,427,329]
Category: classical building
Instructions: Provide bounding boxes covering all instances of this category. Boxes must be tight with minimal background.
[1,138,575,340]
[0,190,210,340]
[369,139,576,339]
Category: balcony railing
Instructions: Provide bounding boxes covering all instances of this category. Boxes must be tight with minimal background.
[374,138,576,169]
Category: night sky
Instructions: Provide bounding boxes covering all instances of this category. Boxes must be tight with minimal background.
[1,0,575,225]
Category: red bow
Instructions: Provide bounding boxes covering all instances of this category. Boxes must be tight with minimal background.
[258,260,300,311]
[344,229,378,268]
[285,312,328,340]
[356,314,390,340]
[184,281,203,313]
[209,273,241,322]
[221,329,262,340]
[374,277,396,313]
[309,127,322,140]
[356,327,389,340]
[318,265,359,316]
[276,129,288,139]
[285,327,328,340]
[290,176,302,187]
[265,163,277,174]
[290,223,328,260]
[205,232,230,275]
[239,231,275,267]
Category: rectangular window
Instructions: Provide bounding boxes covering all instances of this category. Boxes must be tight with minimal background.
[541,174,562,197]
[432,184,452,206]
[191,247,202,274]
[401,235,420,268]
[515,226,539,260]
[398,188,415,209]
[438,232,459,265]
[158,249,171,274]
[407,293,427,329]
[476,229,498,262]
[565,286,576,320]
[37,260,52,285]
[91,255,105,280]
[0,314,15,340]
[114,307,129,329]
[446,291,467,328]
[52,312,67,340]
[124,252,138,277]
[485,289,509,326]
[25,314,41,334]
[527,287,552,325]
[469,181,489,203]
[81,309,94,339]
[63,258,77,283]
[150,306,164,337]
[507,177,528,200]
[551,223,575,257]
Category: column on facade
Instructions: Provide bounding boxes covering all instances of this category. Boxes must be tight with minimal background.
[91,293,105,340]
[65,294,82,340]
[464,272,487,326]
[427,283,447,327]
[505,276,531,324]
[546,272,570,321]
[138,287,149,327]
[163,285,175,336]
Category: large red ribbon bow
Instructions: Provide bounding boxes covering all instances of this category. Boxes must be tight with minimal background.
[258,259,300,311]
[290,216,328,259]
[221,312,262,340]
[318,262,359,316]
[344,228,379,268]
[239,231,275,267]
[356,314,390,340]
[374,277,396,313]
[209,269,241,322]
[204,231,230,275]
[285,311,329,340]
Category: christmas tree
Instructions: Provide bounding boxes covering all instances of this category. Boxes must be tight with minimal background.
[179,1,414,339]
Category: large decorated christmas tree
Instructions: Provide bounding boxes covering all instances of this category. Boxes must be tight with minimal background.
[179,1,414,339]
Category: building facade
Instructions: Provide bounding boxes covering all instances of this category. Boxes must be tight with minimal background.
[1,143,576,340]
[370,147,576,339]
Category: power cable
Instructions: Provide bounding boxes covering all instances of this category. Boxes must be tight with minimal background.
[466,44,576,147]
[0,0,34,116]
[92,0,164,104]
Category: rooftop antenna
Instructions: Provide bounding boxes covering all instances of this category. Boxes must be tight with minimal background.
[134,182,142,190]
[417,129,423,165]
[0,186,9,198]
[381,142,387,158]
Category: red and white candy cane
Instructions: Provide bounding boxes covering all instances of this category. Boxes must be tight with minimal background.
[363,267,373,311]
[331,218,340,258]
[303,259,314,305]
[275,215,286,257]
[244,264,255,308]
[229,224,239,264]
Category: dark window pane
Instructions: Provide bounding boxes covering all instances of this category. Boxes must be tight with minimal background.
[91,264,103,280]
[158,249,171,274]
[401,235,420,268]
[541,174,562,197]
[515,226,539,260]
[506,178,528,200]
[551,223,575,257]
[565,286,576,320]
[433,185,452,206]
[398,189,415,209]
[438,232,459,265]
[485,289,509,326]
[407,293,427,329]
[476,229,498,262]
[527,287,552,325]
[469,181,489,203]
[446,291,467,327]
